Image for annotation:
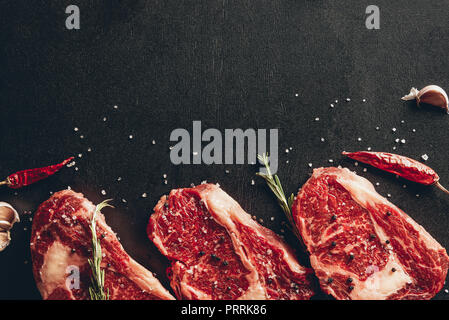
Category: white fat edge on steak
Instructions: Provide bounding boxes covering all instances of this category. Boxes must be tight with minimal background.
[329,167,445,299]
[201,184,307,299]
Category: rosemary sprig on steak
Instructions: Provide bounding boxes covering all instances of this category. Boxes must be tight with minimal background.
[256,154,301,239]
[88,199,113,300]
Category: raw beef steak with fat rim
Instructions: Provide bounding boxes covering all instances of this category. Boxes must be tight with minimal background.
[148,183,314,300]
[31,190,174,300]
[292,167,449,300]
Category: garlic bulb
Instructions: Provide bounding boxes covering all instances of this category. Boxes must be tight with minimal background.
[0,202,19,252]
[402,85,449,113]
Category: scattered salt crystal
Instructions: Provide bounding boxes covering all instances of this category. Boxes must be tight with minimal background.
[113,105,118,109]
[80,135,84,139]
[117,177,122,181]
[308,163,313,168]
[416,194,420,198]
[163,180,168,185]
[75,167,79,171]
[163,174,167,178]
[367,147,371,151]
[412,129,416,133]
[101,190,106,195]
[251,180,255,185]
[357,137,362,141]
[328,159,333,163]
[363,168,367,172]
[393,146,397,150]
[129,135,133,139]
[74,127,79,132]
[314,117,320,122]
[376,182,380,186]
[354,162,359,166]
[392,128,397,132]
[401,120,405,124]
[402,185,407,189]
[152,140,156,145]
[330,103,335,108]
[225,169,230,174]
[362,99,367,102]
[400,139,406,144]
[285,149,289,153]
[421,154,429,161]
[103,117,107,122]
[270,217,275,221]
[375,126,380,131]
[395,138,400,143]
[346,98,351,102]
[295,93,299,97]
[87,147,92,152]
[335,99,338,103]
[320,137,325,142]
[78,153,82,158]
[122,199,127,203]
[142,193,147,198]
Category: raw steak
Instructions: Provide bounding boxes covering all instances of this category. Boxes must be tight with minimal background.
[292,167,449,300]
[31,190,174,300]
[148,183,314,300]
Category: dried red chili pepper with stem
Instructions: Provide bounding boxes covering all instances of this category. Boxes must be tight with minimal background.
[342,151,449,195]
[0,157,74,189]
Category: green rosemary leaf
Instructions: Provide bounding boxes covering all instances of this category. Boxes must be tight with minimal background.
[256,153,301,239]
[88,199,113,300]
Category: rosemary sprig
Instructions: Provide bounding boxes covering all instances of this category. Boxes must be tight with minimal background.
[256,153,301,239]
[88,199,113,300]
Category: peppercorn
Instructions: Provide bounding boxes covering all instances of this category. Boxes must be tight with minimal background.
[222,260,229,266]
[71,248,76,253]
[331,215,337,221]
[386,240,390,244]
[199,251,205,256]
[386,211,392,217]
[348,285,354,291]
[347,277,353,283]
[369,233,376,240]
[331,241,336,247]
[327,278,334,284]
[211,253,221,261]
[349,253,355,260]
[391,268,396,272]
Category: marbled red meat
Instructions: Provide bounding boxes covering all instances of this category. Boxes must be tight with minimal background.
[292,167,449,300]
[148,183,314,300]
[31,190,174,300]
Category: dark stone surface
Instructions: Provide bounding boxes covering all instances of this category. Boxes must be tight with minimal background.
[0,0,448,299]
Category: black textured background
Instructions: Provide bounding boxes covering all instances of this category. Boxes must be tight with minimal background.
[1,0,449,300]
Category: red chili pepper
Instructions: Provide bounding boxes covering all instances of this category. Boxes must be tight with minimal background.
[0,157,74,189]
[342,151,449,195]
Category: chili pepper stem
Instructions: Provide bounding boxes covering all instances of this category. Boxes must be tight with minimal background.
[0,180,7,187]
[435,182,449,195]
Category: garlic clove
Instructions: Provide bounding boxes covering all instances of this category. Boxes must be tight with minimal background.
[0,221,12,232]
[0,202,19,252]
[402,85,449,113]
